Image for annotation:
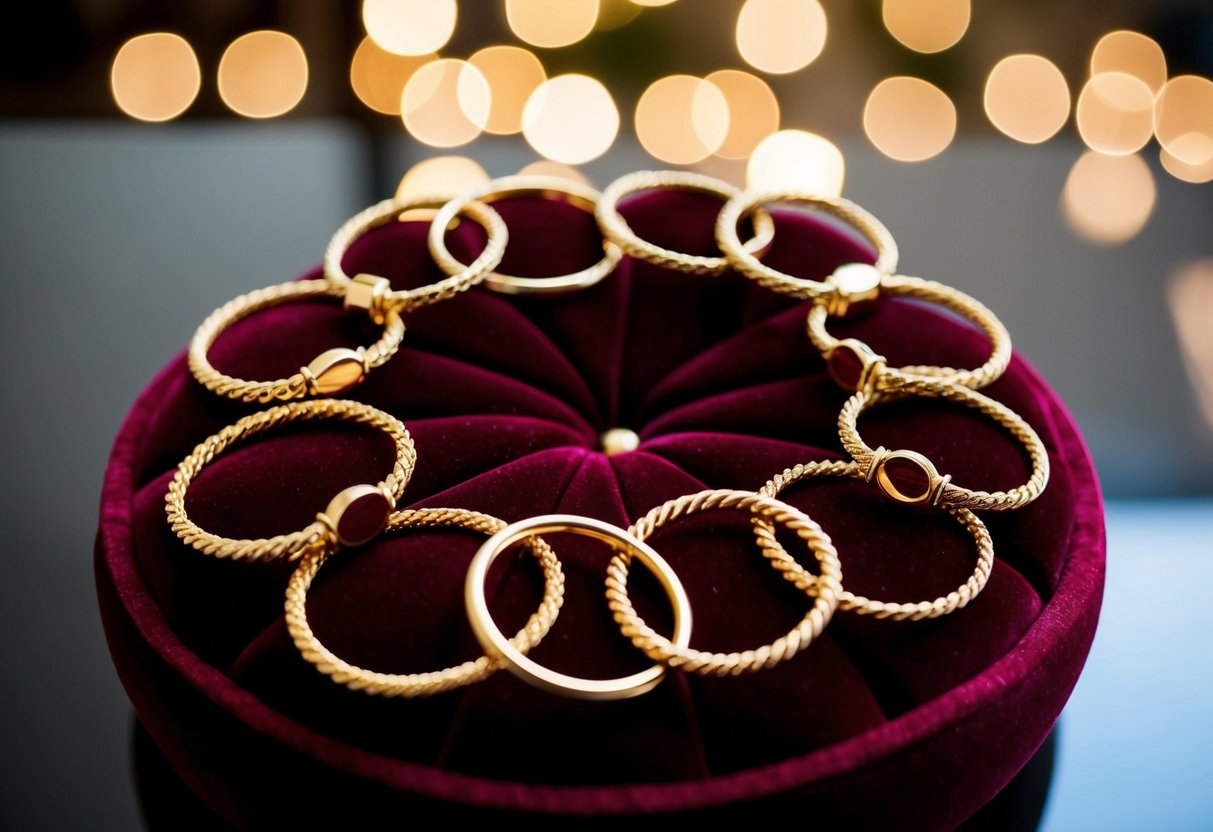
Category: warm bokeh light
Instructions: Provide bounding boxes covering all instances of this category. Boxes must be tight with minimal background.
[747,129,844,196]
[522,74,619,164]
[705,69,779,159]
[517,160,594,186]
[630,0,678,5]
[111,33,201,122]
[862,76,956,162]
[1090,30,1167,94]
[1075,72,1154,156]
[402,58,489,147]
[349,37,433,115]
[506,0,599,49]
[467,45,546,134]
[984,54,1070,144]
[1061,151,1155,245]
[736,0,827,75]
[881,0,969,54]
[1160,146,1213,184]
[634,75,729,165]
[1168,259,1213,429]
[218,31,308,118]
[1154,75,1213,166]
[362,0,456,56]
[396,156,490,200]
[596,0,641,30]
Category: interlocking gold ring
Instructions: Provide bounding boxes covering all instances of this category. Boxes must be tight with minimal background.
[166,399,415,561]
[188,280,407,403]
[465,514,692,700]
[606,489,842,676]
[429,176,623,295]
[754,460,994,620]
[286,508,565,698]
[716,191,899,299]
[594,170,776,275]
[323,195,508,310]
[812,274,1013,392]
[838,381,1050,511]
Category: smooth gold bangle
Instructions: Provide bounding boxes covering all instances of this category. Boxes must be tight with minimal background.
[716,191,898,300]
[465,514,692,700]
[324,195,508,311]
[429,176,622,296]
[812,273,1013,393]
[594,170,775,275]
[753,460,994,620]
[286,508,565,698]
[165,399,415,561]
[838,382,1050,511]
[188,279,407,403]
[605,489,842,676]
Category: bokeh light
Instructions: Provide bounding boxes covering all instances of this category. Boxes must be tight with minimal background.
[705,69,779,159]
[747,129,844,196]
[1090,30,1167,94]
[1160,146,1213,185]
[506,0,599,49]
[362,0,456,56]
[522,74,619,164]
[984,54,1070,144]
[630,0,678,6]
[882,0,969,54]
[467,45,546,134]
[1061,151,1155,245]
[111,33,201,122]
[635,75,729,165]
[1075,72,1154,156]
[736,0,827,75]
[401,58,489,147]
[863,76,956,162]
[349,37,433,115]
[1168,258,1213,429]
[396,156,490,200]
[596,0,642,30]
[218,31,308,119]
[1154,75,1213,166]
[517,160,594,186]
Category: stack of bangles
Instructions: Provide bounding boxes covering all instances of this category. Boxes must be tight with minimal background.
[166,169,1048,701]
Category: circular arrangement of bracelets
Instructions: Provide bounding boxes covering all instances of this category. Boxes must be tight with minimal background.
[166,169,1050,702]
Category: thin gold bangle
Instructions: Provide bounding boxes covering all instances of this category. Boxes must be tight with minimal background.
[165,399,415,561]
[428,176,622,296]
[753,461,995,620]
[594,170,775,276]
[464,513,692,700]
[605,489,842,676]
[285,508,565,698]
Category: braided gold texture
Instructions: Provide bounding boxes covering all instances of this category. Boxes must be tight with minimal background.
[285,508,565,698]
[165,399,416,561]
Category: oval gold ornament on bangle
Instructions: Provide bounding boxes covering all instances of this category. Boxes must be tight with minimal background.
[753,460,995,620]
[286,507,565,698]
[465,513,692,700]
[716,191,899,300]
[594,170,776,275]
[428,176,623,295]
[838,381,1050,511]
[189,279,407,403]
[165,399,415,562]
[606,489,842,676]
[324,195,509,311]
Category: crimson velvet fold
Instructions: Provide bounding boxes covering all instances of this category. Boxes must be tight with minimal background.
[97,189,1104,829]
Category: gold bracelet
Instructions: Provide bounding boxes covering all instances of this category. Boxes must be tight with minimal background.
[594,170,775,276]
[464,513,692,701]
[838,381,1050,511]
[753,461,994,620]
[428,175,622,295]
[166,399,415,561]
[605,489,842,676]
[285,508,565,697]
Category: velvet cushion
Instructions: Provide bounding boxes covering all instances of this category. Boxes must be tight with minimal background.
[97,189,1105,829]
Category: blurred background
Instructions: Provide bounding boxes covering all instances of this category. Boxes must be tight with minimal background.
[1,1,1210,828]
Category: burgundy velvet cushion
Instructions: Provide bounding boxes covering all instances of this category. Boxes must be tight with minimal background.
[96,189,1105,829]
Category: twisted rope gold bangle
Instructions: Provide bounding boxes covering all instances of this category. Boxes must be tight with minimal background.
[753,461,995,620]
[285,508,565,698]
[165,399,415,561]
[605,489,842,676]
